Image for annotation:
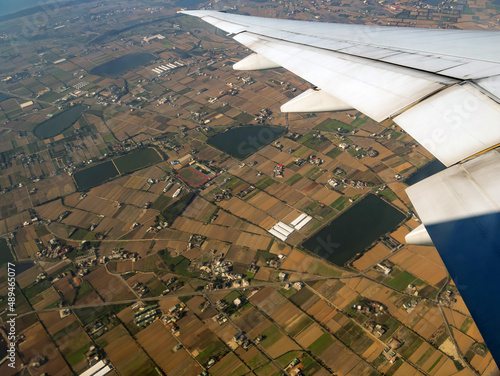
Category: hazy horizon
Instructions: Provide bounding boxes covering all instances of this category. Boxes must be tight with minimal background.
[0,0,64,17]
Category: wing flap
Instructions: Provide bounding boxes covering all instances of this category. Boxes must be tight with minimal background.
[406,150,500,362]
[394,83,500,166]
[234,32,450,122]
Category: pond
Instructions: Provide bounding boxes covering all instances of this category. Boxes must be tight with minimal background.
[114,147,163,174]
[302,194,406,266]
[0,238,13,266]
[73,148,163,191]
[73,161,119,191]
[90,53,156,78]
[33,105,87,139]
[207,126,285,159]
[405,159,445,186]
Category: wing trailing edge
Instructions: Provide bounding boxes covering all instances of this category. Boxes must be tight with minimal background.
[181,10,500,167]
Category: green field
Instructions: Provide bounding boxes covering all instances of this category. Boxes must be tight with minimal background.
[114,148,163,174]
[260,325,284,349]
[288,316,313,337]
[387,271,417,290]
[330,196,348,211]
[151,194,172,211]
[378,188,398,202]
[308,332,336,355]
[314,118,353,132]
[276,351,302,367]
[196,340,227,364]
[255,176,277,190]
[285,174,302,185]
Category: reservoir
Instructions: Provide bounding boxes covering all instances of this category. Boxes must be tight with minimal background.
[73,148,163,191]
[207,126,285,159]
[0,238,14,266]
[74,161,119,191]
[302,194,406,266]
[405,159,445,186]
[113,147,163,174]
[33,105,87,139]
[90,53,156,78]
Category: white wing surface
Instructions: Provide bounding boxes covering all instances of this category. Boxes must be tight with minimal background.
[182,10,500,366]
[181,10,500,166]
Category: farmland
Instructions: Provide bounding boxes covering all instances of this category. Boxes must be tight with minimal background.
[0,0,497,375]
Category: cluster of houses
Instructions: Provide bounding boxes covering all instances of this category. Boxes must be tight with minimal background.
[382,338,403,364]
[353,300,387,316]
[238,185,256,198]
[104,248,138,262]
[213,189,232,202]
[273,164,284,178]
[131,282,149,297]
[365,322,387,338]
[198,255,251,290]
[36,238,73,259]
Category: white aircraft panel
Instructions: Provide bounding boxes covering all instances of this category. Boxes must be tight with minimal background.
[233,53,280,70]
[381,53,464,72]
[281,89,352,112]
[476,75,500,101]
[405,224,434,246]
[394,83,500,166]
[438,61,500,80]
[406,149,500,225]
[181,10,500,78]
[337,45,400,60]
[234,32,448,122]
[201,15,247,34]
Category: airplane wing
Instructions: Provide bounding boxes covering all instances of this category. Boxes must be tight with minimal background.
[181,10,500,365]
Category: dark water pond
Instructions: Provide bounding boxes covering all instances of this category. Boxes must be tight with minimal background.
[303,194,406,266]
[74,161,119,191]
[207,126,285,159]
[90,53,156,78]
[74,148,163,191]
[33,105,87,139]
[0,238,13,266]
